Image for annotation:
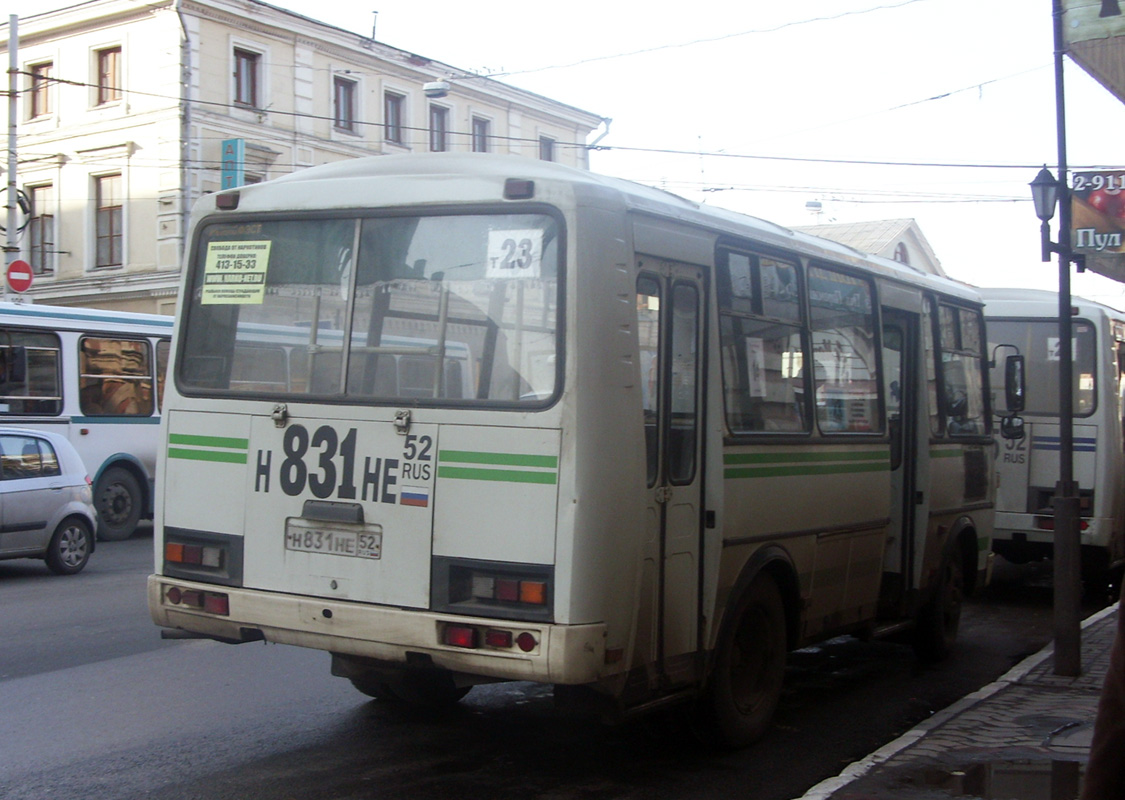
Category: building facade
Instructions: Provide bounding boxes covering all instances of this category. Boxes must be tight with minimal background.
[2,0,604,314]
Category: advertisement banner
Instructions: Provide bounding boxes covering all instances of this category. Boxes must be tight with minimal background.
[1063,0,1125,103]
[1070,170,1125,282]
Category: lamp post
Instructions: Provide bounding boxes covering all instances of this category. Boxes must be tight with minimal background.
[1029,154,1082,678]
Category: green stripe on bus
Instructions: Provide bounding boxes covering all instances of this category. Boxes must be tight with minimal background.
[439,450,559,468]
[168,433,249,450]
[437,466,558,484]
[167,447,248,464]
[724,462,891,479]
[724,450,890,465]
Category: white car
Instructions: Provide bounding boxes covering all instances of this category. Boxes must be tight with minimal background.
[0,427,98,575]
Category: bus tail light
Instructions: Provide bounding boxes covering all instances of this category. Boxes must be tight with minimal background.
[467,573,548,606]
[433,558,553,622]
[164,584,230,616]
[441,623,539,654]
[443,625,478,649]
[161,529,244,586]
[1035,516,1090,532]
[166,541,224,568]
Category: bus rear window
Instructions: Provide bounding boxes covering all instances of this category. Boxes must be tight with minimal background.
[179,213,561,406]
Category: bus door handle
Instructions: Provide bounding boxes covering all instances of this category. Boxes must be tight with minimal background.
[655,486,674,504]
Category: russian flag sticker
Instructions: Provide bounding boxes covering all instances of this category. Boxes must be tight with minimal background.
[400,486,430,507]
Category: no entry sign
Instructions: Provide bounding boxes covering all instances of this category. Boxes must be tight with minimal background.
[6,260,33,293]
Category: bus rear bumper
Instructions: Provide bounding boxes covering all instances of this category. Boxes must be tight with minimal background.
[148,575,607,685]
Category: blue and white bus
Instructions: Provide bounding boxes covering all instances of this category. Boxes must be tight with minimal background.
[0,301,173,540]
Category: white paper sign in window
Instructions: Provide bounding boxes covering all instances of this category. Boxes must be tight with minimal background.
[486,230,543,279]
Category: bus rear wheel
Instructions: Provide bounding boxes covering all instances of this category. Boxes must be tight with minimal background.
[351,670,471,708]
[699,572,787,749]
[95,467,143,541]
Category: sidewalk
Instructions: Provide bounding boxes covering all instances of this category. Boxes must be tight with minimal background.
[797,602,1121,800]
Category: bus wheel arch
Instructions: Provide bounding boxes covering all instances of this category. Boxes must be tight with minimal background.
[697,550,797,748]
[94,463,145,541]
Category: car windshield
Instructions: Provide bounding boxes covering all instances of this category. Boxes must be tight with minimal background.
[178,212,561,406]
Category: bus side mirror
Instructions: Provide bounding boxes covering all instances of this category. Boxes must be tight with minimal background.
[1004,354,1025,414]
[1000,415,1025,440]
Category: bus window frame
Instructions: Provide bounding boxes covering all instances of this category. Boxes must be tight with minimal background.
[929,297,992,439]
[78,334,157,418]
[806,261,883,438]
[716,244,813,440]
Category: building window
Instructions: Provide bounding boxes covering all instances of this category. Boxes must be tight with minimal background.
[95,174,123,269]
[234,48,259,107]
[28,185,54,275]
[384,92,405,145]
[96,47,121,105]
[539,136,555,161]
[429,105,448,152]
[472,116,490,153]
[334,76,356,132]
[29,62,52,118]
[893,242,910,265]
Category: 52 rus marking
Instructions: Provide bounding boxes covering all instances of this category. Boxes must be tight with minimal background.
[254,424,432,504]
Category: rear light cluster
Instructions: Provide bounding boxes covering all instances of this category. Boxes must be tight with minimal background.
[471,574,547,606]
[166,541,224,568]
[1035,516,1091,532]
[442,622,538,653]
[165,585,230,616]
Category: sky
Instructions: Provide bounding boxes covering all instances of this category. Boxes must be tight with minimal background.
[9,0,1125,307]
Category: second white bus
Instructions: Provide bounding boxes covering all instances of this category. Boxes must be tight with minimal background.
[984,287,1125,593]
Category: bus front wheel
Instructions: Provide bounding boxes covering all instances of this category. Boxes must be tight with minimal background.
[913,545,964,662]
[699,572,788,749]
[95,467,143,541]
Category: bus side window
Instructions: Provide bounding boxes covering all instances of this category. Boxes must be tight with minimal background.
[79,337,154,416]
[0,331,62,416]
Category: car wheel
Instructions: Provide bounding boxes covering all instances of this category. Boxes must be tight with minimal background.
[95,467,143,541]
[45,517,93,575]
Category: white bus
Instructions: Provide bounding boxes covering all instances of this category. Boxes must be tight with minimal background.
[149,154,1016,746]
[983,287,1125,593]
[0,301,173,540]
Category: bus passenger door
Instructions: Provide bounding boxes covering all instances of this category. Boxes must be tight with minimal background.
[881,308,922,613]
[636,260,706,685]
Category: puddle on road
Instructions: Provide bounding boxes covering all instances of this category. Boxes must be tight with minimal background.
[917,760,1084,800]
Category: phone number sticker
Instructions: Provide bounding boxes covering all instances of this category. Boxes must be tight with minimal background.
[202,241,272,305]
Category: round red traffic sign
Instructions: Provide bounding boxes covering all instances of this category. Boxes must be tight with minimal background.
[7,260,33,293]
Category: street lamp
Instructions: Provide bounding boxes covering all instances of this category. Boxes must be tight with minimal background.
[1030,166,1061,262]
[1029,160,1083,677]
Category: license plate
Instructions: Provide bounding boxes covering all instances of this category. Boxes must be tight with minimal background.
[284,519,382,559]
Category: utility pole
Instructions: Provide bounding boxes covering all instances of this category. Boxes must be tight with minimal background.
[5,14,18,303]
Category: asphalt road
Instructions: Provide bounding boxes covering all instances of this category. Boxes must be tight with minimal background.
[0,535,1097,800]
